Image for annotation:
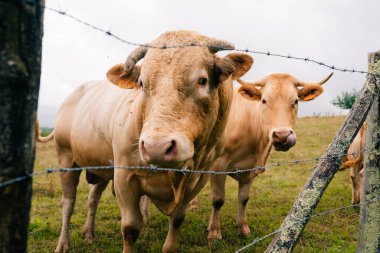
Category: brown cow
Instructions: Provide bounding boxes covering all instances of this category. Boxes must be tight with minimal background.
[206,72,333,240]
[340,122,366,205]
[38,30,253,253]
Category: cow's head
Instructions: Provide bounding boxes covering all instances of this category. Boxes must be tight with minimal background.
[237,73,332,151]
[107,31,253,167]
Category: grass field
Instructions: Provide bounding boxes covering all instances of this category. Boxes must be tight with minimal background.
[29,116,360,253]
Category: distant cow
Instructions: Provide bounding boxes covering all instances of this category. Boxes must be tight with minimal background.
[340,122,366,205]
[37,30,253,253]
[206,72,333,240]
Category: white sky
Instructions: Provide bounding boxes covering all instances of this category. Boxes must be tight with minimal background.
[38,0,380,127]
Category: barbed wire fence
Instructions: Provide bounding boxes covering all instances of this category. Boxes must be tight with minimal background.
[1,1,380,252]
[28,0,380,78]
[1,137,379,190]
[2,137,378,252]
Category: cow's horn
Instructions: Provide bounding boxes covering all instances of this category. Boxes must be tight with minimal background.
[205,37,235,53]
[237,78,265,87]
[125,46,148,72]
[298,72,333,87]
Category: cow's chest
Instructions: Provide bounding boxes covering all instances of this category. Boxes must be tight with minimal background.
[136,171,204,215]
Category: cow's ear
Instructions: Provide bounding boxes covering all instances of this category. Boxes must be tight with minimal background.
[238,84,262,101]
[217,53,253,82]
[298,84,323,101]
[106,63,141,89]
[226,53,254,80]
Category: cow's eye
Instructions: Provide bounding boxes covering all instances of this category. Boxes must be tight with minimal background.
[294,99,298,105]
[262,99,267,104]
[198,77,208,86]
[138,80,143,87]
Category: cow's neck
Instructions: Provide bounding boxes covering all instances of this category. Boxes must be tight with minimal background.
[112,90,145,164]
[230,89,272,166]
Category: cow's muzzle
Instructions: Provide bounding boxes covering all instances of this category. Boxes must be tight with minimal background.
[139,133,194,167]
[272,129,296,151]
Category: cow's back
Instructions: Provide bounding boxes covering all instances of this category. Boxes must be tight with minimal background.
[54,81,98,151]
[347,123,366,163]
[347,134,362,161]
[222,89,268,169]
[54,80,139,169]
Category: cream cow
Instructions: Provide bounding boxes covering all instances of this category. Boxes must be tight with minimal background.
[340,122,366,205]
[38,30,253,253]
[206,72,333,239]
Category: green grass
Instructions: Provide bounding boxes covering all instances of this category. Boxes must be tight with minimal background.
[40,127,53,137]
[29,116,359,252]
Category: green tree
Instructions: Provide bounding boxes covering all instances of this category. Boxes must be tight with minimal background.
[331,89,358,109]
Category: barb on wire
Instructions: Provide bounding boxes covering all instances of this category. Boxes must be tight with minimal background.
[1,137,379,189]
[234,194,380,253]
[234,48,380,78]
[18,0,380,78]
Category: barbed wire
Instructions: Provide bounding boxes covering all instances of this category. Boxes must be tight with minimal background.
[0,136,378,189]
[235,194,380,253]
[18,0,380,78]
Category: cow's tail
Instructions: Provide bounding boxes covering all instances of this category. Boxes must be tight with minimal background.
[36,118,55,143]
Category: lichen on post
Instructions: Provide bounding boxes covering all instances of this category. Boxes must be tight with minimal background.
[357,51,380,253]
[0,0,44,252]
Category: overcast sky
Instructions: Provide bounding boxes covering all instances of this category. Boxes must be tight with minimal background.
[38,0,380,127]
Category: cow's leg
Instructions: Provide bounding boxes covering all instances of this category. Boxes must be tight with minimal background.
[163,174,207,252]
[115,174,143,253]
[207,174,227,240]
[236,179,253,236]
[359,169,364,204]
[350,166,360,205]
[139,195,150,224]
[83,179,109,243]
[162,207,186,253]
[55,158,81,253]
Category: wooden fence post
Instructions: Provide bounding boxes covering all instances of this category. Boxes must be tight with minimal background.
[265,54,380,252]
[357,51,380,253]
[0,0,44,252]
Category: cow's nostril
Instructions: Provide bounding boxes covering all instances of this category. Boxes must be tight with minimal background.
[165,140,176,156]
[141,141,147,154]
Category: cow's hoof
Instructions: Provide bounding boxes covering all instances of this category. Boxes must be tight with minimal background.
[188,202,198,211]
[162,243,178,253]
[188,199,199,211]
[84,232,94,244]
[352,200,360,212]
[83,226,95,243]
[54,242,69,253]
[238,225,251,237]
[207,229,222,241]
